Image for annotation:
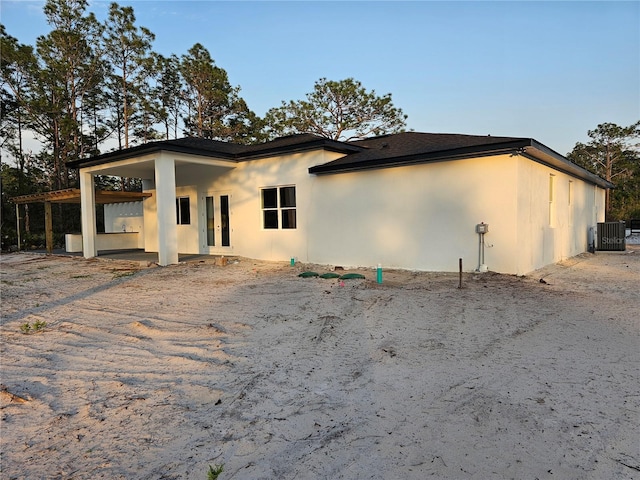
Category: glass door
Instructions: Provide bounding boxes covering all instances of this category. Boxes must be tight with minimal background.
[202,193,231,251]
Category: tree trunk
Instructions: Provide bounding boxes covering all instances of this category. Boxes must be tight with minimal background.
[605,142,613,218]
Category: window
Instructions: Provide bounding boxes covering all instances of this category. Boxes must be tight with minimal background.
[568,180,574,226]
[568,180,573,206]
[176,196,190,225]
[548,174,555,227]
[262,186,296,229]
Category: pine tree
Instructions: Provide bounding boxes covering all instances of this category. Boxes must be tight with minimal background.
[32,0,104,189]
[568,121,640,220]
[180,43,262,143]
[103,2,155,149]
[155,53,184,140]
[264,77,407,141]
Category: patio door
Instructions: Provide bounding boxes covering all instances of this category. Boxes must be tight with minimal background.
[201,192,231,252]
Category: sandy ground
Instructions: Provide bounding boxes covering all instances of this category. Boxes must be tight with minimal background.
[1,248,639,480]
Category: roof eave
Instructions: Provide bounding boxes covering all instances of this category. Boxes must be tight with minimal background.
[68,137,364,170]
[309,139,532,174]
[309,138,613,189]
[237,139,363,161]
[525,140,614,189]
[67,142,237,170]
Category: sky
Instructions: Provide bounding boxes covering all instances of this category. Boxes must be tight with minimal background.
[1,0,639,156]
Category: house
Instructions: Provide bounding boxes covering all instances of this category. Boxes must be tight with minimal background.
[67,132,612,275]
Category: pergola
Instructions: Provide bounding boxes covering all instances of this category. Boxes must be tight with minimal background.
[11,188,151,253]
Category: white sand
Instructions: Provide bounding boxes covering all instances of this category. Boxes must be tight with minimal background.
[1,249,639,479]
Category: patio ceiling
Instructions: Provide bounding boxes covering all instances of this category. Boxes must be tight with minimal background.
[80,154,238,180]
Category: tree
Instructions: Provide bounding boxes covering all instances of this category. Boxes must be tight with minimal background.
[264,77,408,141]
[1,25,36,182]
[31,0,105,189]
[2,1,106,246]
[104,2,155,149]
[180,43,262,144]
[567,121,640,220]
[1,151,50,249]
[81,77,111,156]
[154,53,184,140]
[132,55,164,144]
[1,26,40,247]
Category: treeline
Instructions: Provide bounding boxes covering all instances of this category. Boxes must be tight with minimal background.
[1,0,411,249]
[1,0,269,196]
[1,0,408,188]
[1,0,637,249]
[567,121,640,222]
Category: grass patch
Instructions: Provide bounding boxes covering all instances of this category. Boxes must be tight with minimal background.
[207,464,224,480]
[112,271,135,279]
[20,320,47,334]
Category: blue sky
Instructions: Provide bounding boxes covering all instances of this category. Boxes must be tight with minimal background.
[2,0,638,155]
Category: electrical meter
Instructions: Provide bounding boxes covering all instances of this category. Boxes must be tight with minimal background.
[476,223,489,234]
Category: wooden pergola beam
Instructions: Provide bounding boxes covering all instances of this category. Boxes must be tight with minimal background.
[11,188,152,205]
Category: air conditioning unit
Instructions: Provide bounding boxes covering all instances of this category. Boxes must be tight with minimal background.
[597,221,626,251]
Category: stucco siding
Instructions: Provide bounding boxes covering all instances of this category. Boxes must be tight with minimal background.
[104,202,143,233]
[515,156,605,274]
[305,155,519,273]
[138,150,344,259]
[142,180,158,253]
[103,201,145,248]
[103,147,605,274]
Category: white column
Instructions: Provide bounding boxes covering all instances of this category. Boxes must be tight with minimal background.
[155,154,179,266]
[80,170,97,258]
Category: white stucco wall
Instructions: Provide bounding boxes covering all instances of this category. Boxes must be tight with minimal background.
[138,151,344,257]
[104,202,145,248]
[515,157,605,274]
[305,155,520,273]
[193,150,344,259]
[65,233,140,252]
[125,148,605,274]
[142,180,158,253]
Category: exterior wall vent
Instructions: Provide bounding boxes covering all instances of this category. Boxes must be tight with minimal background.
[597,221,626,251]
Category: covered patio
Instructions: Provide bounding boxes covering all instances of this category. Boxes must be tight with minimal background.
[68,144,238,266]
[28,247,215,264]
[11,188,152,254]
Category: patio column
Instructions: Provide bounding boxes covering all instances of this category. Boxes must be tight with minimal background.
[154,154,179,266]
[44,201,53,253]
[15,204,21,251]
[80,170,97,258]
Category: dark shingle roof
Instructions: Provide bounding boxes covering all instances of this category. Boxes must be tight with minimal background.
[308,132,531,174]
[237,134,362,159]
[66,137,242,169]
[67,134,361,169]
[308,132,612,188]
[67,131,612,188]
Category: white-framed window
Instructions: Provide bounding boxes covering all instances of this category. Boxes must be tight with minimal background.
[176,196,191,225]
[261,186,296,229]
